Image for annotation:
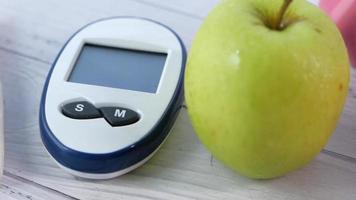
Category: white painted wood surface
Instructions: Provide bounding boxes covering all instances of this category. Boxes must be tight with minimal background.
[0,0,355,199]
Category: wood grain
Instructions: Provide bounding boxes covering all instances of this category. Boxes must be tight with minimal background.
[1,172,75,200]
[131,0,219,19]
[0,0,355,199]
[0,0,201,60]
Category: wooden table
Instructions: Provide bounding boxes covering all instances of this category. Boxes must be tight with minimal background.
[0,0,355,199]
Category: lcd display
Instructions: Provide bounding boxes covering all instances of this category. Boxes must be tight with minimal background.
[68,44,167,93]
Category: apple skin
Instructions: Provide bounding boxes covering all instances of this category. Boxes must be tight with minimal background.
[185,0,350,179]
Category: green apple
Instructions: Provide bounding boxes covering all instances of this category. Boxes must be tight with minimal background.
[185,0,350,179]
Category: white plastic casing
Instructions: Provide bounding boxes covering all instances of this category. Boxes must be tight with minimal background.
[45,18,183,154]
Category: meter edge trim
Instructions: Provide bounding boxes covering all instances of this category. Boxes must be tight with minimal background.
[39,17,186,174]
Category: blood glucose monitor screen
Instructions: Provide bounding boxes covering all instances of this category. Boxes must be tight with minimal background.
[68,44,167,93]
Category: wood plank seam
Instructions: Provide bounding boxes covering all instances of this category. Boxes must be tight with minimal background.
[131,0,204,20]
[0,46,51,65]
[321,149,356,164]
[3,171,79,200]
[0,184,31,200]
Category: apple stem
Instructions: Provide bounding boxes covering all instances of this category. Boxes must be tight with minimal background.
[275,0,294,30]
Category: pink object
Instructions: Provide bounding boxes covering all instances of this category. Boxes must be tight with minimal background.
[320,0,356,67]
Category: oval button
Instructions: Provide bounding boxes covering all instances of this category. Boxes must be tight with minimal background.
[62,101,101,119]
[100,107,140,127]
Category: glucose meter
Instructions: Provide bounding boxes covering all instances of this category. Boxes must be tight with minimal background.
[39,17,186,179]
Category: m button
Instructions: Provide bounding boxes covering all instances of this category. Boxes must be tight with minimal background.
[62,101,101,119]
[100,107,140,127]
